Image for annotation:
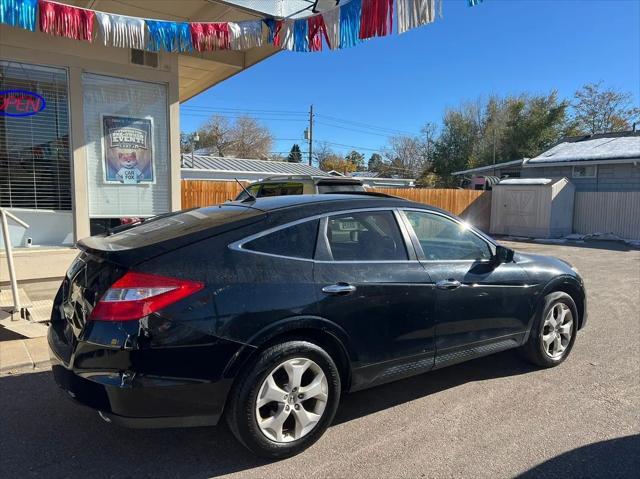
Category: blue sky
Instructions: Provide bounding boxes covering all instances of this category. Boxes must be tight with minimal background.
[181,0,640,160]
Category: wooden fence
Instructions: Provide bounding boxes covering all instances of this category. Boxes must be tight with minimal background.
[573,191,640,240]
[181,180,247,208]
[181,180,492,230]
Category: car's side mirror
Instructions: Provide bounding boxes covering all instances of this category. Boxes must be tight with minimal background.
[494,245,515,264]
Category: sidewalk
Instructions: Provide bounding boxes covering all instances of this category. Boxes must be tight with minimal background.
[0,336,50,375]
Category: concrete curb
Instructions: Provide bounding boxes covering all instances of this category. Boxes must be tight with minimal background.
[0,337,50,375]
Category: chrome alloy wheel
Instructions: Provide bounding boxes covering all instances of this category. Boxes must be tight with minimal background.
[255,358,329,443]
[542,302,574,359]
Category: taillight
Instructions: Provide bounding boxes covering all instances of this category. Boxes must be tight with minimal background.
[89,271,204,322]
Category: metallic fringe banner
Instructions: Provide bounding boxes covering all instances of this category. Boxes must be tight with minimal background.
[96,12,145,49]
[0,0,37,31]
[229,20,263,50]
[339,0,361,49]
[293,18,309,52]
[279,19,295,50]
[359,0,393,39]
[322,7,340,50]
[39,0,94,41]
[397,0,436,34]
[308,15,328,52]
[190,22,230,51]
[147,20,193,52]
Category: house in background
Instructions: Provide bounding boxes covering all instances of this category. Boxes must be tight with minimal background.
[181,155,327,182]
[522,131,640,191]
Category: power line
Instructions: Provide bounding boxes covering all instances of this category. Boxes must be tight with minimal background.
[315,139,382,152]
[315,120,401,138]
[315,114,418,136]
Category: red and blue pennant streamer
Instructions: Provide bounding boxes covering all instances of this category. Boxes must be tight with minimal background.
[146,20,192,52]
[0,0,37,31]
[0,0,484,54]
[38,0,94,42]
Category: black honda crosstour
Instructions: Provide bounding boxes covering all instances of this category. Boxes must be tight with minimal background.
[49,193,587,458]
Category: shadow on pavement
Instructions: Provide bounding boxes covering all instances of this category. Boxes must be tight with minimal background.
[0,350,537,478]
[518,434,640,478]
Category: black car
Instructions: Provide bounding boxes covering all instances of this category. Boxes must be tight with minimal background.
[49,193,587,458]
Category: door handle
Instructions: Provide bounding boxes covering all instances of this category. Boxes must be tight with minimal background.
[435,279,462,290]
[322,283,357,295]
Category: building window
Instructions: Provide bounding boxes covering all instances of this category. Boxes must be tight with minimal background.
[572,165,597,178]
[83,73,170,218]
[0,61,71,210]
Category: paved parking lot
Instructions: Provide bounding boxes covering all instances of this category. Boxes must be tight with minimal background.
[1,241,638,478]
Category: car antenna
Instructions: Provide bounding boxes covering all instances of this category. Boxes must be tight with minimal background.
[235,178,256,202]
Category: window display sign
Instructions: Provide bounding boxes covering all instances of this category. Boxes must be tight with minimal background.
[102,115,154,184]
[0,89,46,117]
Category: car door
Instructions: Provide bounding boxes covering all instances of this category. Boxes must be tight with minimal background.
[399,209,531,368]
[313,208,436,390]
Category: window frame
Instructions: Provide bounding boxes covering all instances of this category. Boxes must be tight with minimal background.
[316,209,415,263]
[572,165,597,178]
[397,208,497,263]
[228,207,419,263]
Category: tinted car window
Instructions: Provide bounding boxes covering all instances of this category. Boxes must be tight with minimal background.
[235,184,261,201]
[317,182,365,194]
[259,183,304,197]
[244,219,319,259]
[404,211,491,261]
[327,211,407,261]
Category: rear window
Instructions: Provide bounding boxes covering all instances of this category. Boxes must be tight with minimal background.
[317,182,365,194]
[243,219,319,259]
[259,182,304,197]
[83,205,264,251]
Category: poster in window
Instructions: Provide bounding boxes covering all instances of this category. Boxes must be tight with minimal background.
[102,115,154,184]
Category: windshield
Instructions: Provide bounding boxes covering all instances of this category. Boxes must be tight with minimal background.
[317,183,365,194]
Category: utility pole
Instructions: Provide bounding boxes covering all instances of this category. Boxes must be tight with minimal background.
[308,104,314,166]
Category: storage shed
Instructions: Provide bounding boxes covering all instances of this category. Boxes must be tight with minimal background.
[490,178,575,238]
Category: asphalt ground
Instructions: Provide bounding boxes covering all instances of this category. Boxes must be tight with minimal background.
[1,240,638,478]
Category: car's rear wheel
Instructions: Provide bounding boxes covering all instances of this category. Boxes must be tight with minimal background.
[520,291,578,368]
[225,340,341,458]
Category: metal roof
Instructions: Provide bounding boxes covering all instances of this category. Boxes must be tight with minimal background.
[525,132,640,167]
[181,154,328,176]
[451,159,525,176]
[219,0,340,19]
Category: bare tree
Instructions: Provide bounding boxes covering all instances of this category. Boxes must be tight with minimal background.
[196,115,234,156]
[194,115,274,159]
[229,116,274,159]
[313,141,335,167]
[573,82,640,134]
[382,135,428,178]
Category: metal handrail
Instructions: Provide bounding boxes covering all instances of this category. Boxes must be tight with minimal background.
[1,209,30,316]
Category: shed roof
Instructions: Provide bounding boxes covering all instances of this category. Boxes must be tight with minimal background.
[181,154,328,176]
[451,159,524,176]
[525,131,640,167]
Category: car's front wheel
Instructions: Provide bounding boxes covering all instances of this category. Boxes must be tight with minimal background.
[225,340,341,458]
[521,291,578,367]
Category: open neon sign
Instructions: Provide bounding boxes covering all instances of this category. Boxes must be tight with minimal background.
[0,90,46,117]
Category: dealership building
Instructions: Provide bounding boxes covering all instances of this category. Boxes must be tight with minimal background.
[0,0,279,281]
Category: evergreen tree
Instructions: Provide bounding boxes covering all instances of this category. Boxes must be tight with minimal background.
[287,143,303,163]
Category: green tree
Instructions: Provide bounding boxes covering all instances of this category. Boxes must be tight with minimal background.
[572,82,640,134]
[345,150,365,171]
[287,143,303,163]
[367,153,384,172]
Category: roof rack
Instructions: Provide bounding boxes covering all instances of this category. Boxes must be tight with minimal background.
[335,190,401,199]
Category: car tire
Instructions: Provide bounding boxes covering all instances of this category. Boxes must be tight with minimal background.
[225,340,341,459]
[520,291,578,368]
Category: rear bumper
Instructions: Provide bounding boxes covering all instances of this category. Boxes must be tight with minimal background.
[48,325,237,428]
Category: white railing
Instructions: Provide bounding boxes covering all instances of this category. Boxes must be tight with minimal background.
[1,209,30,317]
